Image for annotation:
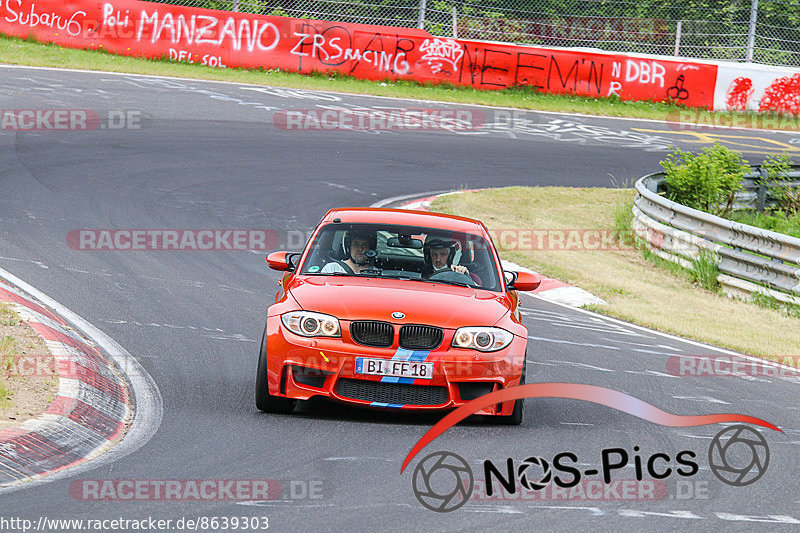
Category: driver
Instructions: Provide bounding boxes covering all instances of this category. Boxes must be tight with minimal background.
[322,231,376,274]
[422,238,470,277]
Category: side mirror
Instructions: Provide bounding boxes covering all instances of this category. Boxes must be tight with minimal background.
[505,270,540,291]
[266,251,300,272]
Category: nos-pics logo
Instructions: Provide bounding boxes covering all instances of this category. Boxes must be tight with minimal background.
[411,425,770,513]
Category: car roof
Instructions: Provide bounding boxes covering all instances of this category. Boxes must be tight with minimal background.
[320,208,487,234]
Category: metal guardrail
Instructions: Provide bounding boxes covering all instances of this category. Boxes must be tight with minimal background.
[737,170,800,211]
[633,167,800,304]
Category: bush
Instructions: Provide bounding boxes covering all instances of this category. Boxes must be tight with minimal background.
[660,144,749,217]
[763,153,800,216]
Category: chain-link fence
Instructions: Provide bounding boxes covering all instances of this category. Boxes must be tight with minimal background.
[150,0,800,67]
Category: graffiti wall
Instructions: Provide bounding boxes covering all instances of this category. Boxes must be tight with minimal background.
[0,0,721,108]
[716,63,800,115]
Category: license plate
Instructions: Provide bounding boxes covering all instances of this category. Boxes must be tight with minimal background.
[355,357,433,380]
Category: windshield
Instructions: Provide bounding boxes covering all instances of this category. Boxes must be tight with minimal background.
[299,223,502,291]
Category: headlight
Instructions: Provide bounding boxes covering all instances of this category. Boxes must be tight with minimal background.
[451,327,513,352]
[281,311,341,338]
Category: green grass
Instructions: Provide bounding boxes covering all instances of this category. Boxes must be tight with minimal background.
[0,32,793,127]
[750,291,800,318]
[688,249,721,292]
[0,381,8,410]
[612,198,637,248]
[0,335,14,410]
[638,241,694,279]
[0,335,15,363]
[728,210,800,238]
[614,199,720,291]
[0,302,16,327]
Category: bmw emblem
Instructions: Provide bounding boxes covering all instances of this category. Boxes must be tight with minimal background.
[392,312,405,320]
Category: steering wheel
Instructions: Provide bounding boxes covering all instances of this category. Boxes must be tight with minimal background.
[428,269,476,286]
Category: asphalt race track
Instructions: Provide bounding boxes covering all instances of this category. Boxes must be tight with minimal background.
[2,65,800,531]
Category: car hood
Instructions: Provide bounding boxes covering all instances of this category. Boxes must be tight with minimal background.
[288,276,510,328]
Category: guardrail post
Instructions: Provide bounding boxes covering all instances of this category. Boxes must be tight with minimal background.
[452,6,458,38]
[674,21,682,57]
[757,167,768,212]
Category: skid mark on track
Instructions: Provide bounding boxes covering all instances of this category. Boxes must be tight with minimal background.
[548,360,615,373]
[323,182,378,196]
[100,319,257,342]
[520,308,650,338]
[601,338,683,351]
[528,335,679,357]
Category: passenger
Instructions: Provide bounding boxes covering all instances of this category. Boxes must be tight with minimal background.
[422,238,470,277]
[321,232,375,274]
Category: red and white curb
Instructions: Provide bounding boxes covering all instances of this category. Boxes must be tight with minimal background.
[500,260,606,307]
[0,277,143,489]
[392,191,608,308]
[396,191,472,211]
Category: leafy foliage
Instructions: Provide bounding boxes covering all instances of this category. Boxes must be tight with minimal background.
[763,153,800,216]
[661,145,748,217]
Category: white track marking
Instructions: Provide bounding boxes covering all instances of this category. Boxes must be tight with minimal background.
[672,395,731,405]
[548,360,615,373]
[370,190,449,208]
[624,370,681,379]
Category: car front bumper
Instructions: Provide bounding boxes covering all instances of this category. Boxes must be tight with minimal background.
[263,318,527,416]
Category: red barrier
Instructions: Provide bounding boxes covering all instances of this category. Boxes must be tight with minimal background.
[0,0,717,108]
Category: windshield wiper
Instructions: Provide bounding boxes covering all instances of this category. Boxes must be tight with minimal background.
[379,273,414,280]
[428,279,473,288]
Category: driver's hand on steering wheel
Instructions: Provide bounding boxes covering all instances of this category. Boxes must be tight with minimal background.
[451,265,469,275]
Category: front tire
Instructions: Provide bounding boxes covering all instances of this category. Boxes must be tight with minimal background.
[255,325,296,414]
[494,354,526,426]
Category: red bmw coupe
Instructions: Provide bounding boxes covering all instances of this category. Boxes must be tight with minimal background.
[255,208,539,424]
